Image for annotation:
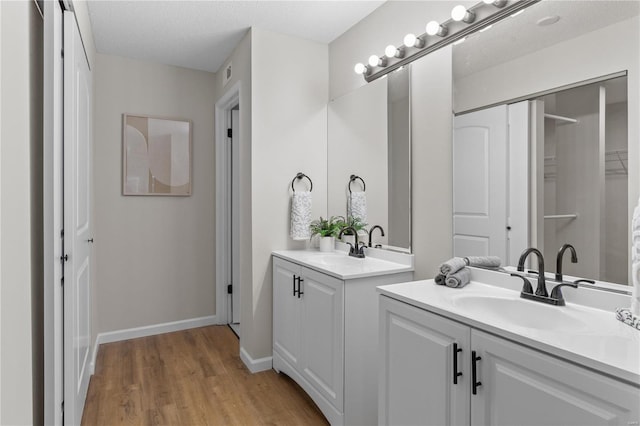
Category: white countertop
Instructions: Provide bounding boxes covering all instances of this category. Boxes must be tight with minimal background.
[272,247,414,280]
[378,275,640,386]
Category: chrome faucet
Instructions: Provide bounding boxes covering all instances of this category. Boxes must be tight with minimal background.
[368,225,385,247]
[555,243,577,281]
[339,227,365,258]
[517,247,548,297]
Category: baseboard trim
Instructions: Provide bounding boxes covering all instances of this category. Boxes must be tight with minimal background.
[240,346,273,373]
[90,315,217,375]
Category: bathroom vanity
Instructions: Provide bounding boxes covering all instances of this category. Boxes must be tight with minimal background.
[378,268,640,426]
[272,248,414,426]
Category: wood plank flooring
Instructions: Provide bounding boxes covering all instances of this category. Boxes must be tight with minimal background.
[82,325,329,426]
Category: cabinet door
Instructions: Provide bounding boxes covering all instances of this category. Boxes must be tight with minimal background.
[379,296,471,426]
[300,267,345,412]
[471,330,640,426]
[273,258,302,369]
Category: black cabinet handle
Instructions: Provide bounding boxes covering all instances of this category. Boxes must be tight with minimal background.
[292,274,297,296]
[297,277,304,298]
[472,350,482,395]
[453,343,463,384]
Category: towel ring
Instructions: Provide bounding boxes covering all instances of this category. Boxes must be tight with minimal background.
[291,172,313,192]
[348,175,366,194]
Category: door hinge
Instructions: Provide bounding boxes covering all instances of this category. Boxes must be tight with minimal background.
[227,284,233,294]
[227,128,232,138]
[61,254,69,263]
[61,48,64,58]
[61,229,64,238]
[61,276,64,287]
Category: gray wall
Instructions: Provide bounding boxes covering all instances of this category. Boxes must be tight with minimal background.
[93,54,217,334]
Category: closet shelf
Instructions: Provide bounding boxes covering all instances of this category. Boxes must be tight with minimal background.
[544,113,578,123]
[544,214,578,220]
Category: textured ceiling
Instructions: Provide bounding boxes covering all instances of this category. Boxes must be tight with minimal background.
[87,0,385,73]
[453,0,640,78]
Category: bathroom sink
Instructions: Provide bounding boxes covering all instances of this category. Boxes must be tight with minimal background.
[450,293,590,332]
[311,253,362,266]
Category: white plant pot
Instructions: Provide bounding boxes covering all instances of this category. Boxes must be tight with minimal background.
[341,234,356,246]
[319,236,335,252]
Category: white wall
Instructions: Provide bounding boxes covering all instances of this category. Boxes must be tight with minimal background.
[93,54,217,334]
[455,16,640,282]
[330,2,456,279]
[328,77,388,240]
[0,1,39,423]
[249,28,328,359]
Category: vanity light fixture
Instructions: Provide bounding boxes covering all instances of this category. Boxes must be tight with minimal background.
[426,20,448,37]
[451,5,476,23]
[354,0,541,83]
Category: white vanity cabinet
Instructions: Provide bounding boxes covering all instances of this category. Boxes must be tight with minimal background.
[272,253,414,426]
[273,257,344,416]
[379,295,640,426]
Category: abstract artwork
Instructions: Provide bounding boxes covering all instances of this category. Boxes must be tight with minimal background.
[123,114,192,196]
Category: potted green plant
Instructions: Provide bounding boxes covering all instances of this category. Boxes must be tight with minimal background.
[310,216,342,252]
[336,216,368,245]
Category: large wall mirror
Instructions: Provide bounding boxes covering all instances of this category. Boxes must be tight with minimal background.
[452,0,639,285]
[328,66,412,251]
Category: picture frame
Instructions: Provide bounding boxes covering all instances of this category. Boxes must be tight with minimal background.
[122,114,192,196]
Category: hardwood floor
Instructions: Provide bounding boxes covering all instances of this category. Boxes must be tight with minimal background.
[82,325,329,426]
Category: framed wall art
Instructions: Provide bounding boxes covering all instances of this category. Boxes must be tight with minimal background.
[122,114,192,196]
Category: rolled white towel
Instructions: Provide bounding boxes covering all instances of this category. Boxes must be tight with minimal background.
[290,191,312,240]
[434,274,446,286]
[465,256,501,269]
[631,196,640,317]
[440,257,466,276]
[445,268,471,289]
[615,307,640,330]
[348,192,367,224]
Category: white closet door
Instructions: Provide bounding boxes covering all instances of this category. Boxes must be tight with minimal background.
[63,10,92,426]
[453,105,508,262]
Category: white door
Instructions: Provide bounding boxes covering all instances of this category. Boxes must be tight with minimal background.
[300,267,344,412]
[453,105,508,262]
[63,10,92,425]
[379,296,470,426]
[230,108,240,324]
[272,258,302,369]
[471,330,639,425]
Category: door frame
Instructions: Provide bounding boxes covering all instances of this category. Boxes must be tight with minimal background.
[43,1,64,424]
[215,81,241,326]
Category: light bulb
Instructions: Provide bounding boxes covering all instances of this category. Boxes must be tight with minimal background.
[368,55,380,67]
[451,5,475,23]
[483,0,506,6]
[403,33,417,47]
[385,45,397,58]
[354,63,366,74]
[426,21,440,36]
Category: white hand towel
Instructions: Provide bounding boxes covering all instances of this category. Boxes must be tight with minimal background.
[290,191,312,240]
[348,192,367,224]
